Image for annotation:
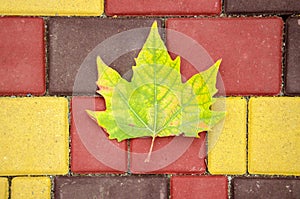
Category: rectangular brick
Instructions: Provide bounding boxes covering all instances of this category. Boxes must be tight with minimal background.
[0,178,8,199]
[48,18,161,95]
[106,0,221,16]
[0,0,103,16]
[171,176,228,199]
[285,17,300,95]
[208,97,247,175]
[225,0,300,14]
[233,177,300,198]
[0,17,45,96]
[55,176,168,199]
[0,97,69,175]
[166,17,283,96]
[71,96,128,173]
[248,97,300,176]
[11,177,51,199]
[130,133,206,174]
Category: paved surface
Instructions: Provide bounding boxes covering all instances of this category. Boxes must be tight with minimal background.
[0,0,299,198]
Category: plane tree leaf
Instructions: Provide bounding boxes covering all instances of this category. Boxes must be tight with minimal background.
[87,21,225,162]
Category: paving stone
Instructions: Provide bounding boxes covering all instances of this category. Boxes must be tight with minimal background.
[285,17,300,95]
[0,17,45,96]
[55,176,168,199]
[232,177,300,199]
[0,0,103,16]
[171,175,228,199]
[130,133,206,174]
[0,97,69,175]
[71,96,128,173]
[48,18,161,95]
[106,0,221,16]
[225,0,300,14]
[248,97,300,175]
[0,178,8,199]
[208,97,247,175]
[166,18,283,96]
[11,177,51,199]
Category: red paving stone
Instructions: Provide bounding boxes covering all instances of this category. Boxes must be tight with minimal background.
[71,96,128,173]
[166,17,283,96]
[130,133,206,174]
[171,175,228,199]
[106,0,221,16]
[0,17,45,96]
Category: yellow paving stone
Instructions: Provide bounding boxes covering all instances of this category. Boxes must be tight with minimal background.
[0,178,8,199]
[0,0,103,16]
[0,97,69,176]
[248,97,300,176]
[11,177,51,199]
[208,97,247,174]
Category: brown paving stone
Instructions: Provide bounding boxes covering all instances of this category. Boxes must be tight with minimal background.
[54,176,168,199]
[225,0,300,14]
[232,177,300,199]
[48,18,161,95]
[285,17,300,95]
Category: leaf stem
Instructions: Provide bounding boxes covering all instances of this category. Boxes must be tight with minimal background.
[145,136,156,162]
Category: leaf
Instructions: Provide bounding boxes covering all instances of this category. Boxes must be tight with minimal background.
[87,21,225,162]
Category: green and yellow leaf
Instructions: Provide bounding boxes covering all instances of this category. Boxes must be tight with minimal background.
[87,21,224,161]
